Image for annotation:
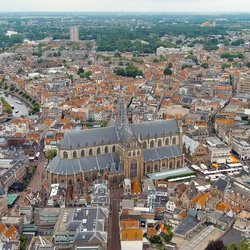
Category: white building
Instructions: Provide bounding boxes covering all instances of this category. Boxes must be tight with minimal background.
[70,26,79,42]
[206,137,231,163]
[232,138,250,160]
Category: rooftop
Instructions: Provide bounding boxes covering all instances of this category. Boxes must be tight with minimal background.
[147,167,195,180]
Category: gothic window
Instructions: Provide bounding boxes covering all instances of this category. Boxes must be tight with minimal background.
[130,160,138,179]
[97,147,101,155]
[169,162,173,169]
[154,164,158,172]
[165,138,169,146]
[133,151,136,157]
[150,140,155,148]
[172,137,177,145]
[105,146,108,153]
[158,139,162,147]
[128,152,131,157]
[162,162,166,168]
[73,151,77,158]
[68,179,73,185]
[137,150,140,156]
[63,151,68,159]
[89,148,93,156]
[61,179,65,183]
[81,150,85,157]
[143,141,147,149]
[112,145,116,152]
[147,165,151,173]
[177,161,181,168]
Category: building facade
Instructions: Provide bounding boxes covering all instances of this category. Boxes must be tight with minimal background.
[70,26,79,42]
[46,98,184,185]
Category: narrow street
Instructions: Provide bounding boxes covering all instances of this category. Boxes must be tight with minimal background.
[108,188,123,250]
[29,150,47,193]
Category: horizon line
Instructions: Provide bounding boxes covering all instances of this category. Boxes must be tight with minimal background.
[1,11,250,14]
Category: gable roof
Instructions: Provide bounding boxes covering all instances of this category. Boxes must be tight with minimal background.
[212,178,229,192]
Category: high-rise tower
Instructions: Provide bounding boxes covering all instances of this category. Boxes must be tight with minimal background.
[70,26,79,42]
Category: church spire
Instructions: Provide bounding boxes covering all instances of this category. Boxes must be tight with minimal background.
[116,94,128,133]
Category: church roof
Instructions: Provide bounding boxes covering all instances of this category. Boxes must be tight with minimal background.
[47,153,121,175]
[60,127,118,150]
[143,146,182,162]
[130,119,179,140]
[60,119,179,150]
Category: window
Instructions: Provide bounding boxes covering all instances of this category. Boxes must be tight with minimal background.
[97,147,101,154]
[165,138,169,146]
[89,148,93,156]
[137,150,140,156]
[81,150,85,157]
[128,152,131,157]
[63,151,68,159]
[158,139,162,147]
[105,146,108,153]
[133,151,136,157]
[169,162,173,169]
[150,140,155,148]
[68,179,73,185]
[143,141,147,149]
[154,164,158,172]
[172,137,177,145]
[73,151,77,158]
[147,165,151,173]
[112,145,116,152]
[130,160,138,179]
[162,162,166,169]
[77,178,81,182]
[177,161,181,168]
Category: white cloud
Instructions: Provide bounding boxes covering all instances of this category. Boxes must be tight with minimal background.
[0,0,250,12]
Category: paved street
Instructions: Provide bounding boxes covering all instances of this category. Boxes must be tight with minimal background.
[29,151,47,193]
[108,188,123,250]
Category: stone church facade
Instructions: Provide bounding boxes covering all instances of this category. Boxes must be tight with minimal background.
[46,98,184,185]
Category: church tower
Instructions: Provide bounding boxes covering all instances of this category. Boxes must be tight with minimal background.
[115,95,129,136]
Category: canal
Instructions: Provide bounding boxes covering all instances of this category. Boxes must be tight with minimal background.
[0,93,30,117]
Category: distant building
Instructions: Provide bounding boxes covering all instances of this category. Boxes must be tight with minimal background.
[237,73,250,94]
[183,135,209,165]
[70,26,79,42]
[232,138,250,160]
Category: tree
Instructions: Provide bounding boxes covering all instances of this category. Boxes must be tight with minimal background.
[227,240,249,250]
[164,68,173,76]
[205,240,225,250]
[221,63,230,70]
[201,62,209,68]
[77,67,84,75]
[149,235,162,245]
[246,62,250,68]
[46,149,57,161]
[168,62,173,68]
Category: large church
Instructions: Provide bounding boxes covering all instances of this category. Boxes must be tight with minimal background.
[46,98,184,185]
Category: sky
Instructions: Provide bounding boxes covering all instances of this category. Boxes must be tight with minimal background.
[0,0,250,13]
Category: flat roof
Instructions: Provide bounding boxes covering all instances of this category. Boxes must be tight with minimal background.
[7,194,19,206]
[147,167,195,180]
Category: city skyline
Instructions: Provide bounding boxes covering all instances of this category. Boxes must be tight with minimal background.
[1,0,250,13]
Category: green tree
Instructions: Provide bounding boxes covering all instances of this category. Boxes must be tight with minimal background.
[227,240,249,250]
[205,240,225,250]
[246,62,250,68]
[221,63,230,70]
[201,62,209,68]
[164,68,173,76]
[46,149,57,161]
